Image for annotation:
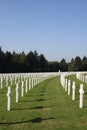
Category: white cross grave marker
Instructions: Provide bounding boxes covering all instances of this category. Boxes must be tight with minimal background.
[16,83,19,103]
[7,86,11,111]
[72,81,76,101]
[65,78,67,91]
[26,80,28,93]
[21,81,24,97]
[68,80,70,95]
[79,84,84,108]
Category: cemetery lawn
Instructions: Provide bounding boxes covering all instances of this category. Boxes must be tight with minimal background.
[0,76,87,130]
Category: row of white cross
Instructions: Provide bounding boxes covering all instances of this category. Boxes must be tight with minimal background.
[0,72,58,111]
[7,78,39,111]
[76,72,87,83]
[7,80,35,111]
[60,73,84,108]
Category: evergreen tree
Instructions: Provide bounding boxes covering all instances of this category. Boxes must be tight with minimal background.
[0,47,5,72]
[39,54,48,72]
[74,56,82,71]
[82,56,87,71]
[59,58,68,71]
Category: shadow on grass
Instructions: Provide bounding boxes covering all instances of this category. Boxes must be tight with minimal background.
[27,89,46,94]
[19,99,45,103]
[0,91,7,94]
[74,98,79,101]
[83,106,87,108]
[84,92,87,95]
[29,105,51,110]
[30,117,54,123]
[37,99,44,101]
[0,117,54,125]
[40,90,46,92]
[39,94,45,96]
[30,106,44,109]
[11,107,30,111]
[12,105,51,111]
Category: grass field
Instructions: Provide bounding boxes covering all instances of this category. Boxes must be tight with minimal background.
[0,75,87,130]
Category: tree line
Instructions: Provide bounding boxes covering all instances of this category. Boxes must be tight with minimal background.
[0,47,87,73]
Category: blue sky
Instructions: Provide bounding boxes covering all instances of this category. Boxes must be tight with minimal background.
[0,0,87,61]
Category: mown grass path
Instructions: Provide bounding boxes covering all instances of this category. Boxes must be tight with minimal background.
[0,76,87,130]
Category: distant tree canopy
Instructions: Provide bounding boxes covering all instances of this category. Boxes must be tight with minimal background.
[0,47,87,73]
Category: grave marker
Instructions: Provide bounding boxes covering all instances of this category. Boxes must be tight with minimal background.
[68,80,70,95]
[79,84,84,108]
[21,81,24,97]
[16,83,19,103]
[72,81,76,101]
[7,87,11,111]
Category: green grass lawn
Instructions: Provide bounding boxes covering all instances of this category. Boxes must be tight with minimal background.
[0,76,87,130]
